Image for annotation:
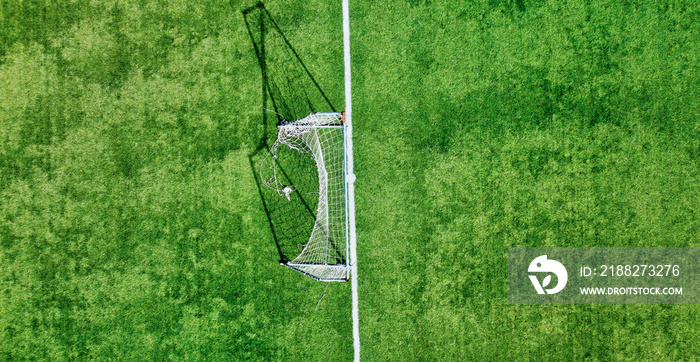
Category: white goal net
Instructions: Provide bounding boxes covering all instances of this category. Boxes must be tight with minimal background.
[261,112,348,281]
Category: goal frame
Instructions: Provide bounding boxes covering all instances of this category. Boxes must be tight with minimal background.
[276,112,351,282]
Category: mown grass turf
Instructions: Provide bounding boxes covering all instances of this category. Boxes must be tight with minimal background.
[1,0,699,360]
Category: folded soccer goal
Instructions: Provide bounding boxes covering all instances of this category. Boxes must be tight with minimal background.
[261,112,349,281]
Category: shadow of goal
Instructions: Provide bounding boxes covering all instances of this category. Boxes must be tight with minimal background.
[244,2,348,281]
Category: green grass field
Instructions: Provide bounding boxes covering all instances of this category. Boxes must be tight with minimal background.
[1,0,699,360]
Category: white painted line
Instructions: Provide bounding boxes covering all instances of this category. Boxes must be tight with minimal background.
[342,0,360,361]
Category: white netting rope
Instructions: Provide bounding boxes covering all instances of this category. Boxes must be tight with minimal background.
[261,113,347,280]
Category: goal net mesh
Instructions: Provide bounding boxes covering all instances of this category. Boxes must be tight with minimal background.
[261,112,347,281]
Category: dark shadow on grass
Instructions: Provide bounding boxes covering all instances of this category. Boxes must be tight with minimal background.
[243,2,340,264]
[243,1,336,122]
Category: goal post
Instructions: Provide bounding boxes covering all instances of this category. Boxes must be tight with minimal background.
[261,112,350,282]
